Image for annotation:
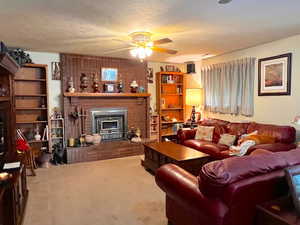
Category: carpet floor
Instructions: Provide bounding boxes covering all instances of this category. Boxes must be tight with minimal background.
[23,156,167,225]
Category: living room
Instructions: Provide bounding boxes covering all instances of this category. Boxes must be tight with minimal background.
[1,0,300,225]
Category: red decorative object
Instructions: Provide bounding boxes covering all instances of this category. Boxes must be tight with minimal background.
[16,139,29,152]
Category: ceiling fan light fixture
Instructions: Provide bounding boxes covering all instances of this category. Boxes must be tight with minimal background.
[218,0,232,4]
[130,46,152,60]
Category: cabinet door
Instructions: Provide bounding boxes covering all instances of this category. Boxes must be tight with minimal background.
[0,101,10,156]
[0,196,4,225]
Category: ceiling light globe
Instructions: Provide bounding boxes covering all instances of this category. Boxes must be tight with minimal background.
[145,48,152,56]
[130,49,137,57]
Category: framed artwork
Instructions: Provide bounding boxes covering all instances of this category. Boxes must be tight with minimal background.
[147,68,154,83]
[101,68,118,81]
[51,62,61,80]
[165,65,175,72]
[258,53,292,96]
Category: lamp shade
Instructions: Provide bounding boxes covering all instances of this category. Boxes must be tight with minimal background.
[186,88,203,106]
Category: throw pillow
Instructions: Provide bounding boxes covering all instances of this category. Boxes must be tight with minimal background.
[218,134,236,146]
[239,134,276,145]
[195,126,215,141]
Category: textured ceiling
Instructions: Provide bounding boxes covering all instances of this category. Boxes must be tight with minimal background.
[1,0,300,62]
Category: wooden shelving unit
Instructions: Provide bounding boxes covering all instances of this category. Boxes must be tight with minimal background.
[150,114,159,141]
[50,118,65,151]
[156,72,186,141]
[14,64,50,157]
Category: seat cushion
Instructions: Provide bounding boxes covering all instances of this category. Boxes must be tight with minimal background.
[183,139,229,158]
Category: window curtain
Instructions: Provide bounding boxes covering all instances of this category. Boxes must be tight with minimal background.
[201,57,255,116]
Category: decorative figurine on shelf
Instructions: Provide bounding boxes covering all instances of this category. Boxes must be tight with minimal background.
[92,73,100,93]
[80,73,89,92]
[131,128,142,143]
[40,98,46,108]
[52,107,62,119]
[130,80,138,93]
[34,125,41,141]
[117,80,124,93]
[138,86,145,93]
[67,76,75,93]
[0,84,8,96]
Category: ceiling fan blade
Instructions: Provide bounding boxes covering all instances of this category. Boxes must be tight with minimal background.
[112,39,136,46]
[153,38,173,45]
[152,46,178,55]
[102,46,133,54]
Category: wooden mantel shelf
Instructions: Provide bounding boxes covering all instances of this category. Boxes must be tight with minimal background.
[64,92,151,98]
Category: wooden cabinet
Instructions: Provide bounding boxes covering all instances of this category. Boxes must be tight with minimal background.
[0,162,28,225]
[0,53,28,225]
[255,196,300,225]
[14,64,50,157]
[0,53,19,158]
[156,72,186,141]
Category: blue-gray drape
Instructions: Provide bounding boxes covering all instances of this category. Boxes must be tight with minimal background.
[201,58,255,116]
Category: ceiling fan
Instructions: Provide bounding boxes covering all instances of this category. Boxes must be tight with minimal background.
[103,32,178,60]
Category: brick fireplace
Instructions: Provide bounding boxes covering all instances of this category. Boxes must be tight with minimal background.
[61,54,150,162]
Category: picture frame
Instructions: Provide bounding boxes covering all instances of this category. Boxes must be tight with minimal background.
[147,68,154,83]
[101,68,118,82]
[103,83,115,93]
[284,165,300,215]
[258,53,292,96]
[51,62,61,80]
[165,65,175,72]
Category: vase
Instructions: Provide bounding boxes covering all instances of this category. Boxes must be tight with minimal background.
[92,134,101,145]
[34,132,41,141]
[85,135,93,144]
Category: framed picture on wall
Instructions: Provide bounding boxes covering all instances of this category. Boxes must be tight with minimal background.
[258,53,292,96]
[101,68,118,81]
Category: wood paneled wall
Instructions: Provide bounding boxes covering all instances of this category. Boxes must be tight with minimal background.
[60,54,149,139]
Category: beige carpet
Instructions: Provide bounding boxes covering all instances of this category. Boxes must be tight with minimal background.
[23,156,167,225]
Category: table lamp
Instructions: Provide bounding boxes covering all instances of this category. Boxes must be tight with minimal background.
[186,88,203,123]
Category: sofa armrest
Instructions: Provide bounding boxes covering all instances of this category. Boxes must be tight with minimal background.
[248,143,297,153]
[177,129,197,144]
[155,164,228,219]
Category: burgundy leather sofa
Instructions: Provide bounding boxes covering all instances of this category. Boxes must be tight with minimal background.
[156,148,300,225]
[177,118,296,159]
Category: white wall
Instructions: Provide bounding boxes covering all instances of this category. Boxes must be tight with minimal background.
[26,51,61,115]
[202,34,300,128]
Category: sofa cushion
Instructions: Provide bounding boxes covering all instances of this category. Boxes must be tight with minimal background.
[200,120,229,143]
[183,139,229,158]
[218,134,236,146]
[247,122,296,144]
[240,134,276,145]
[195,126,215,141]
[198,148,300,196]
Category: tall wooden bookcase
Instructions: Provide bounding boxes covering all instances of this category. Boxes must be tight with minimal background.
[156,72,186,141]
[14,64,50,157]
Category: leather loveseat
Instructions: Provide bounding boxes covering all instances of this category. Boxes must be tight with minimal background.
[177,118,296,159]
[155,148,300,225]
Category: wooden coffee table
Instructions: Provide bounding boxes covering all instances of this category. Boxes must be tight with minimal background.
[141,142,212,175]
